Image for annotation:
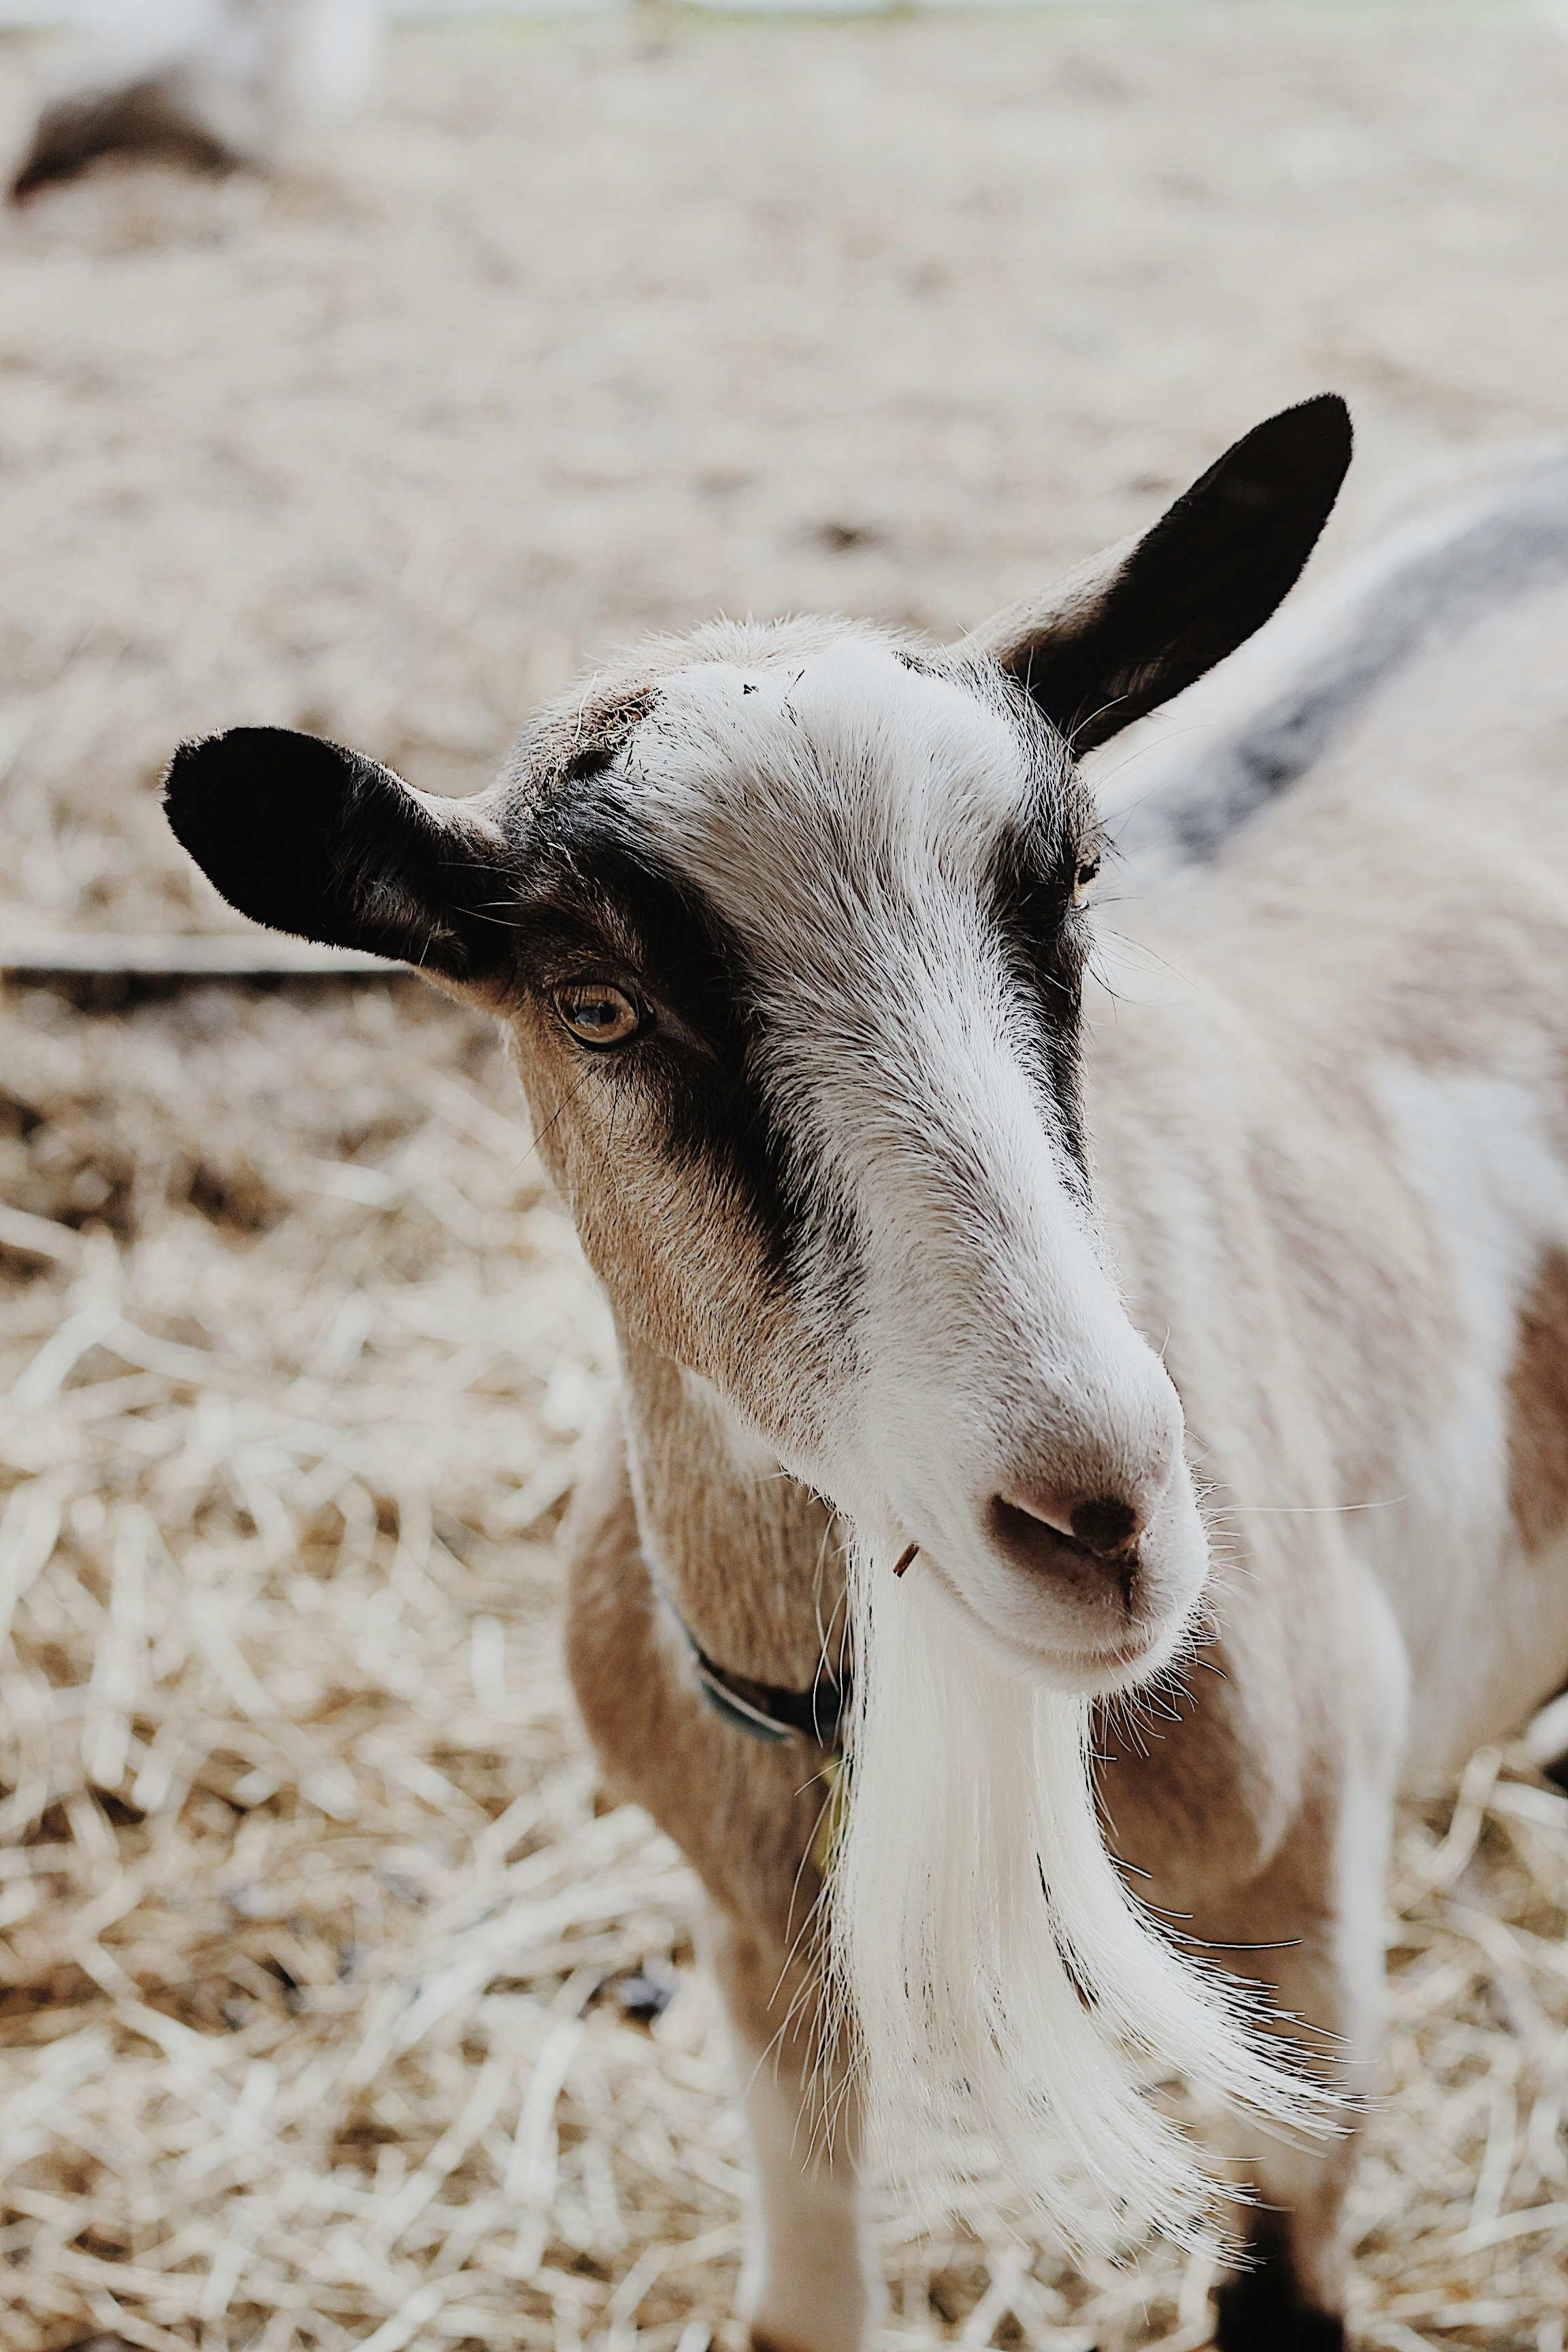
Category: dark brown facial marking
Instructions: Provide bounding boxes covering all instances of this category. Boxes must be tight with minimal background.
[1506,1249,1568,1550]
[521,679,661,804]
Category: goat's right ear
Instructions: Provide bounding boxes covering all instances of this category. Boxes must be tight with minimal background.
[163,726,512,985]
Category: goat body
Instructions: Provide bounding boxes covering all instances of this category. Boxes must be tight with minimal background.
[161,402,1568,2348]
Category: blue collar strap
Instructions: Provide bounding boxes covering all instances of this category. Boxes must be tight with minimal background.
[679,1618,848,1749]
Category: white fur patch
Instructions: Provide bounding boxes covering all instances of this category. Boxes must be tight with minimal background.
[826,1545,1337,2250]
[1374,1066,1568,1771]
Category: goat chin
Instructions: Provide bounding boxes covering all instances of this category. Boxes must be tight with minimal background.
[824,1550,1335,2253]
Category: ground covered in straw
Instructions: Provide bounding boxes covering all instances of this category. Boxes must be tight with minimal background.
[1,5,1568,2347]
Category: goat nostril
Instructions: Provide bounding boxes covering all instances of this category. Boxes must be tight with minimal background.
[1069,1494,1141,1557]
[986,1485,1147,1580]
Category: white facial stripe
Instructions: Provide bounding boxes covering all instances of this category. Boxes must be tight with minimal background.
[623,638,1039,920]
[619,632,1075,1240]
[597,631,1192,1665]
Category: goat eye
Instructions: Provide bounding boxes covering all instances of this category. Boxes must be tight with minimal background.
[1072,855,1101,908]
[553,982,645,1048]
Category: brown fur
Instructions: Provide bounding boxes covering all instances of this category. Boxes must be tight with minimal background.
[619,1340,845,1686]
[1507,1250,1568,1551]
[506,996,824,1451]
[559,1401,831,1948]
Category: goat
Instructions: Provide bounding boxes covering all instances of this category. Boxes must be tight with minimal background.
[161,396,1568,2348]
[7,0,378,203]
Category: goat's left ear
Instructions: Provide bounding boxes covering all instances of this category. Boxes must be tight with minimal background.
[971,394,1352,753]
[163,726,512,988]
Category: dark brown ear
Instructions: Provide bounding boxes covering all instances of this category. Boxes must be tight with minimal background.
[970,395,1352,753]
[163,727,512,983]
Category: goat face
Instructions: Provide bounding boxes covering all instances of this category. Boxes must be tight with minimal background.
[517,628,1199,1691]
[163,396,1351,1697]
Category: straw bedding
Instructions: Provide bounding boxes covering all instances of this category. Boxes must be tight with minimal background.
[1,5,1567,2347]
[3,983,1565,2352]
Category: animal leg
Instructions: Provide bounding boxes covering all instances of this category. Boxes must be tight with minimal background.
[1210,1767,1392,2351]
[561,1409,873,2347]
[707,1904,880,2352]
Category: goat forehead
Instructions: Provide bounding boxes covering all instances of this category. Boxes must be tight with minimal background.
[616,638,1041,943]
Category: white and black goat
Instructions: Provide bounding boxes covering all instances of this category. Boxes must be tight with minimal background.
[8,0,377,201]
[162,398,1568,2348]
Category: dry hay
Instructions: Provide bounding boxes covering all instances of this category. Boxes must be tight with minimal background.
[2,3,1568,2347]
[2,985,1567,2352]
[7,1,1568,949]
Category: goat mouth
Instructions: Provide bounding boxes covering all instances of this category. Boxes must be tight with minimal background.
[915,1550,1173,1694]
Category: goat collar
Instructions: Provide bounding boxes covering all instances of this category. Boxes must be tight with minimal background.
[672,1610,848,1749]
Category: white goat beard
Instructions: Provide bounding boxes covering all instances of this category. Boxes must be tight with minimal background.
[826,1546,1330,2251]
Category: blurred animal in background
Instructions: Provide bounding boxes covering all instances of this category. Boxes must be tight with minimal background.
[159,403,1568,2350]
[7,0,380,202]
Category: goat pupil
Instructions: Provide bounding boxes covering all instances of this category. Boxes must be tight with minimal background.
[557,985,638,1045]
[1073,855,1101,907]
